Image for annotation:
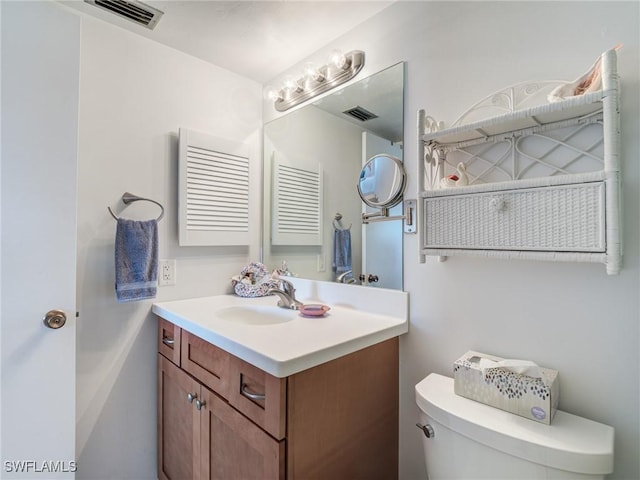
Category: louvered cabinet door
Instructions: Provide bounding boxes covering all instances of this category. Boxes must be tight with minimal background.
[271,155,323,246]
[178,128,251,246]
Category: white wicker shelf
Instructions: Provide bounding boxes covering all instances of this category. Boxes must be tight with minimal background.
[418,48,621,274]
[421,90,604,147]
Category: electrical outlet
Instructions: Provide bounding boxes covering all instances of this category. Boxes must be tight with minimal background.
[159,259,176,286]
[317,254,326,272]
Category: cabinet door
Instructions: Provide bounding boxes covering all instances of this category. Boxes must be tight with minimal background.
[158,355,201,480]
[200,386,284,480]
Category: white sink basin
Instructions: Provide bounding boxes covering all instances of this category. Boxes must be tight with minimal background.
[216,305,296,325]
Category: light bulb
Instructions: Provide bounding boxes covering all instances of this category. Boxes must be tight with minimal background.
[328,49,348,69]
[266,87,282,102]
[303,62,324,82]
[283,75,302,93]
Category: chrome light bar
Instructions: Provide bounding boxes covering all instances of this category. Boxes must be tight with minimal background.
[270,50,365,112]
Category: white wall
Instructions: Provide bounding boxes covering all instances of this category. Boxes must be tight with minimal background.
[265,2,639,479]
[74,14,261,479]
[263,105,363,281]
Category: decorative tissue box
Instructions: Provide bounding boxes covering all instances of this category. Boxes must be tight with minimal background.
[453,351,559,424]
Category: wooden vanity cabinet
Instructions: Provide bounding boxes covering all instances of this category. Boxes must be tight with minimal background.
[157,317,399,480]
[158,355,283,480]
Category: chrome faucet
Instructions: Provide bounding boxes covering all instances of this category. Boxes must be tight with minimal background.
[337,270,357,284]
[267,279,303,310]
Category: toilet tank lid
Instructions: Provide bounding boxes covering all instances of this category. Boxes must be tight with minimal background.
[415,374,614,475]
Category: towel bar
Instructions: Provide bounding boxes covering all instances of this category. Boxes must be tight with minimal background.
[108,192,164,221]
[333,213,351,231]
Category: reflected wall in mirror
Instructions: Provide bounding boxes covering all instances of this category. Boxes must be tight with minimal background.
[263,62,404,290]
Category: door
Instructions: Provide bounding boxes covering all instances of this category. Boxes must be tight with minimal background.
[361,132,403,290]
[1,2,80,477]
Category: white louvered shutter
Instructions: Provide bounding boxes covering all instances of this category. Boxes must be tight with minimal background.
[272,157,323,246]
[179,128,251,246]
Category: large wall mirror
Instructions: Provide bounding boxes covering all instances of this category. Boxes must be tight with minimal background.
[262,62,405,290]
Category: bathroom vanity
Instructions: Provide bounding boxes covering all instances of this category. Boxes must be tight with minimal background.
[153,281,408,480]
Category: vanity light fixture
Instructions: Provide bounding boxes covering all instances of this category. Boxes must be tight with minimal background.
[268,50,365,112]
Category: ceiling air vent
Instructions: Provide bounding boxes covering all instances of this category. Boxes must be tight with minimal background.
[342,106,379,122]
[84,0,164,30]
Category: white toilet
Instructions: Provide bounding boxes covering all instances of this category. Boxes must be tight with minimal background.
[415,373,614,479]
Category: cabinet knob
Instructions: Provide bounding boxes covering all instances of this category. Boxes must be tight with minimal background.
[195,399,206,411]
[489,197,505,212]
[187,392,197,403]
[162,336,175,346]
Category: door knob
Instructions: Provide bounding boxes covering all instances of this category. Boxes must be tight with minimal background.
[43,309,67,329]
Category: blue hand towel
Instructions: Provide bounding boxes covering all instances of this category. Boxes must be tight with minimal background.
[332,228,352,275]
[115,218,158,303]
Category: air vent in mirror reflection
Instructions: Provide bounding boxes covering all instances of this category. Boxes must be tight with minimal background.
[342,106,378,122]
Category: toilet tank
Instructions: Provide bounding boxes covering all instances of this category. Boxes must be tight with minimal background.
[415,374,614,479]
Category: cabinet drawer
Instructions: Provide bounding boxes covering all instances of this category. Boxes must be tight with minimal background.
[181,330,230,399]
[423,182,605,252]
[158,318,181,366]
[228,356,286,440]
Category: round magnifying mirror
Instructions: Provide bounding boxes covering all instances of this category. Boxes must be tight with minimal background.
[357,154,406,208]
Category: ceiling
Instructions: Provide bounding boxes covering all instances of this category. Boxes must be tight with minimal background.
[61,0,394,84]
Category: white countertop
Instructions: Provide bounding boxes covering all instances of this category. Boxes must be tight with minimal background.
[152,279,408,377]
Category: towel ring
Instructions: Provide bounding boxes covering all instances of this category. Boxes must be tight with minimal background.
[333,213,351,231]
[108,192,165,221]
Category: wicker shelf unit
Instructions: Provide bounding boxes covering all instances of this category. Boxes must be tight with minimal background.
[417,48,621,274]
